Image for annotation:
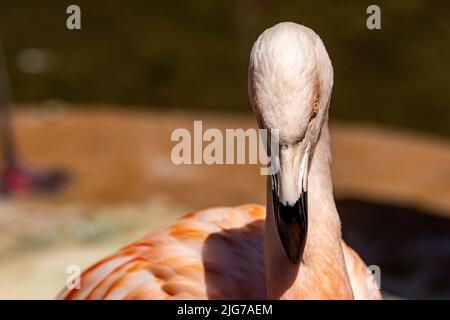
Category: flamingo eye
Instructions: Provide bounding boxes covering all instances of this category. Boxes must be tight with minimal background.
[312,99,319,116]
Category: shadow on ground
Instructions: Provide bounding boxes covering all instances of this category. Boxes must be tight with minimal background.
[339,199,450,300]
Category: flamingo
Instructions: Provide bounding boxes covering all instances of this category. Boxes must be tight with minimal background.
[57,22,382,300]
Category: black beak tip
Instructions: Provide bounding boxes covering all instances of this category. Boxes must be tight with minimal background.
[285,243,302,264]
[273,189,308,264]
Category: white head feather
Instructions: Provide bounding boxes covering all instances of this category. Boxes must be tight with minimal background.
[249,22,334,205]
[248,22,334,145]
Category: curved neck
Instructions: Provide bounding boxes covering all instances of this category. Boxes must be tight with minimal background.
[264,122,354,299]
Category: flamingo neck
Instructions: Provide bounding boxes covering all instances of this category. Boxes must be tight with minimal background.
[264,122,354,299]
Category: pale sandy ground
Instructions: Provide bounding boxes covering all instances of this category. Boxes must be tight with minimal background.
[0,106,449,299]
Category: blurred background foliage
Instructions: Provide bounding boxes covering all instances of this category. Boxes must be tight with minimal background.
[0,0,449,137]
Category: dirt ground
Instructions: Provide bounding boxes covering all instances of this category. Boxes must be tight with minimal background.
[0,106,449,299]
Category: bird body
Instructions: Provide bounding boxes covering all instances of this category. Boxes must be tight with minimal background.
[58,22,382,300]
[58,204,379,300]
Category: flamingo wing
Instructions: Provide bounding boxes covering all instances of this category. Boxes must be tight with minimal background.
[57,204,380,300]
[57,205,266,300]
[342,241,383,300]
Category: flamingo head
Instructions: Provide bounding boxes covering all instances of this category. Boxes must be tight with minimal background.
[248,22,334,263]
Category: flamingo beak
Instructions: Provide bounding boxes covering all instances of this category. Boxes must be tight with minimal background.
[271,144,310,264]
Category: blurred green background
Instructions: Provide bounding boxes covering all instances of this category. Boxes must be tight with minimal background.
[0,0,449,136]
